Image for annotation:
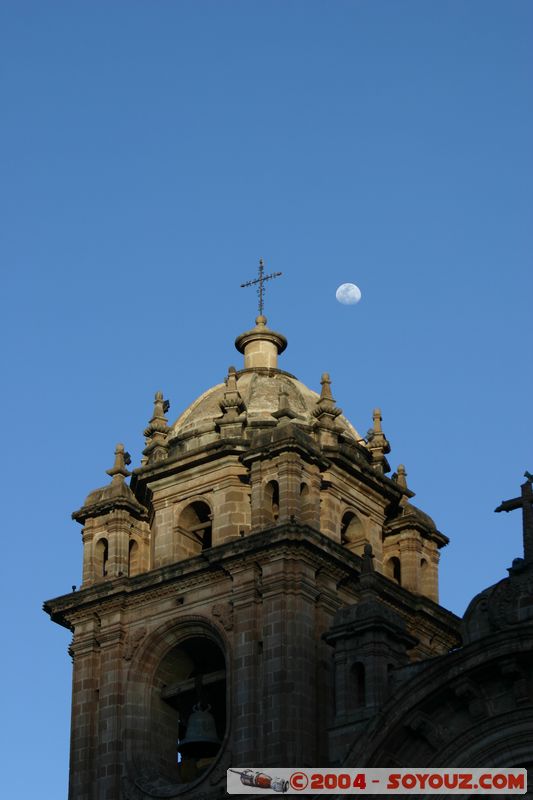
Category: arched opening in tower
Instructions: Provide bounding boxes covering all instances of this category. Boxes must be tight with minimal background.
[128,539,140,576]
[265,480,280,523]
[178,501,213,555]
[154,635,226,785]
[95,537,108,578]
[386,556,402,585]
[300,482,315,525]
[340,511,366,553]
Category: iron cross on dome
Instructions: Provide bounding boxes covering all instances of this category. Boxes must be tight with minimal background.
[240,258,282,317]
[495,471,533,565]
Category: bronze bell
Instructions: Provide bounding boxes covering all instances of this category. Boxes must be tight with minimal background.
[177,703,221,758]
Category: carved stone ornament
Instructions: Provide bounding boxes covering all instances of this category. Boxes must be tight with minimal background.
[211,602,233,631]
[406,710,451,750]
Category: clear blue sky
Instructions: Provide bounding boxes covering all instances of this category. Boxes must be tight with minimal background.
[1,2,532,795]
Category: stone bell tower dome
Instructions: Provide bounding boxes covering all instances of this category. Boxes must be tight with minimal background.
[44,299,460,800]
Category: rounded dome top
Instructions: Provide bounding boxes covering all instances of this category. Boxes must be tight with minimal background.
[462,561,533,644]
[169,369,362,446]
[167,317,364,452]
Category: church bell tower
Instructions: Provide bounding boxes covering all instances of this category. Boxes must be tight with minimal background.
[45,269,459,800]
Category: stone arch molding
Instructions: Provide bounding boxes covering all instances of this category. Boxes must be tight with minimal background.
[173,494,214,521]
[343,628,533,784]
[123,615,231,799]
[404,716,533,800]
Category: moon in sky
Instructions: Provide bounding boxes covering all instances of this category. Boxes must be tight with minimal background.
[336,283,362,305]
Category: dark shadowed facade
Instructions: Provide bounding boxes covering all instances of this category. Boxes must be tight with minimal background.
[44,316,533,799]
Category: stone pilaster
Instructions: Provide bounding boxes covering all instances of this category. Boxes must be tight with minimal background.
[81,521,96,587]
[277,452,302,523]
[315,570,341,763]
[68,615,101,800]
[424,542,440,602]
[211,475,251,544]
[261,553,318,766]
[300,465,321,528]
[230,561,262,764]
[320,484,343,541]
[249,461,277,531]
[152,500,173,567]
[96,606,125,799]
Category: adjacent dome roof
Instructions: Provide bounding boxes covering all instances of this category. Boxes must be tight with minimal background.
[462,475,533,643]
[462,562,533,644]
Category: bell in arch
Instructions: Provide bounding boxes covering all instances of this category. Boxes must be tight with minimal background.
[177,703,221,758]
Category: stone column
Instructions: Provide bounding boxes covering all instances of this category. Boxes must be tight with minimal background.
[399,531,422,593]
[106,510,131,578]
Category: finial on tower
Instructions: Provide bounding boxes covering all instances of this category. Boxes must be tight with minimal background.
[396,464,408,489]
[314,373,342,417]
[144,391,170,437]
[220,366,245,415]
[272,386,298,423]
[142,391,171,465]
[319,373,334,402]
[366,408,391,474]
[106,443,132,483]
[313,372,342,446]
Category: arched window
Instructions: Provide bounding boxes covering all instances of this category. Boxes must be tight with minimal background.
[265,480,280,523]
[179,501,212,557]
[155,635,226,784]
[386,556,401,585]
[95,538,108,578]
[340,511,366,552]
[129,539,140,577]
